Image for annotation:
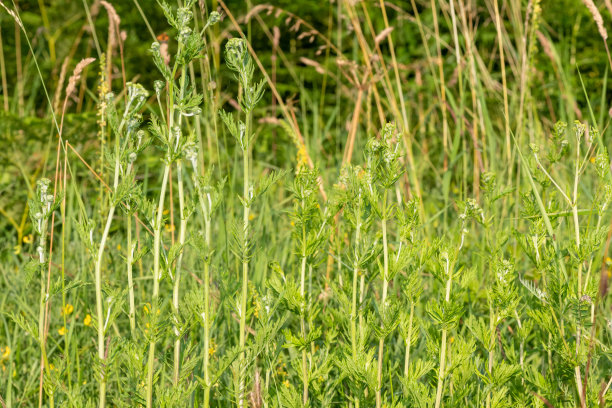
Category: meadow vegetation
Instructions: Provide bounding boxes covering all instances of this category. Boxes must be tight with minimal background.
[0,0,611,407]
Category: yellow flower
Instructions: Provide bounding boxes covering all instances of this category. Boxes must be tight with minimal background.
[83,314,92,327]
[590,157,596,164]
[23,234,33,244]
[143,303,151,314]
[283,379,290,388]
[296,143,308,169]
[276,362,287,376]
[1,346,10,360]
[116,243,122,251]
[249,213,255,221]
[62,304,74,316]
[49,363,55,371]
[13,245,20,255]
[208,339,217,357]
[164,223,175,232]
[253,300,260,318]
[58,326,66,336]
[163,209,169,215]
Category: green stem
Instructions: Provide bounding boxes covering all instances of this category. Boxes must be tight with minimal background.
[203,217,211,408]
[94,130,123,408]
[191,157,213,406]
[172,55,190,385]
[351,211,361,356]
[572,138,586,408]
[376,190,389,408]
[434,253,454,408]
[404,302,414,377]
[126,160,136,336]
[238,115,250,408]
[300,197,309,405]
[37,218,53,408]
[486,308,495,408]
[94,204,115,408]
[127,212,135,335]
[146,163,170,407]
[146,41,183,406]
[172,160,187,384]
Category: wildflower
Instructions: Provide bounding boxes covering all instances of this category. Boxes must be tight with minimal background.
[253,300,260,318]
[249,213,255,221]
[143,303,151,314]
[23,234,33,244]
[209,339,217,357]
[58,326,66,336]
[1,346,10,360]
[296,144,308,169]
[62,304,74,316]
[116,244,121,251]
[83,314,92,326]
[283,379,290,388]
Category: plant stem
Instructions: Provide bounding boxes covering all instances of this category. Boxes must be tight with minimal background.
[94,203,115,408]
[93,127,124,408]
[376,190,389,408]
[571,137,586,408]
[146,40,184,405]
[172,159,187,384]
[300,195,309,405]
[350,200,361,356]
[203,216,211,408]
[487,307,495,408]
[126,159,136,336]
[435,253,454,408]
[191,156,213,406]
[171,55,190,385]
[127,211,135,335]
[238,114,251,408]
[146,163,170,407]
[403,301,414,377]
[37,211,53,408]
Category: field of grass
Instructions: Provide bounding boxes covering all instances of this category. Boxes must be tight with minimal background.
[0,0,611,407]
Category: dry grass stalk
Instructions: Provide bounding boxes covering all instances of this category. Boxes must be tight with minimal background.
[66,58,96,100]
[582,0,608,40]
